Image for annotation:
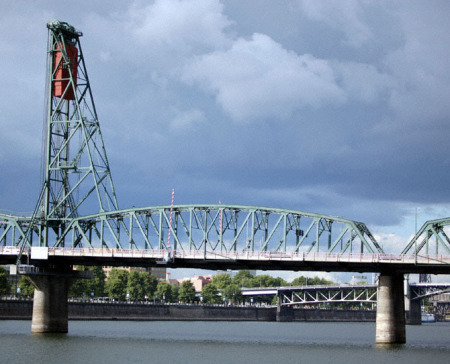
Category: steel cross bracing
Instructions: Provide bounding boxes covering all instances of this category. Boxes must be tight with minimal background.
[43,20,119,220]
[277,284,378,306]
[402,218,450,257]
[0,205,381,255]
[408,283,450,300]
[1,20,120,262]
[2,205,450,272]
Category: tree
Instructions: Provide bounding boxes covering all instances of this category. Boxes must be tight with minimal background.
[291,276,334,286]
[18,275,34,296]
[254,274,287,288]
[69,266,106,298]
[0,266,11,294]
[291,276,307,286]
[223,284,242,304]
[232,270,254,287]
[69,277,88,297]
[142,274,158,300]
[179,280,196,303]
[105,269,129,300]
[155,281,172,302]
[87,266,106,297]
[211,274,232,289]
[127,270,144,300]
[201,283,221,304]
[171,283,179,303]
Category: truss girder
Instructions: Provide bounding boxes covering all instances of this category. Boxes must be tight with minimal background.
[408,283,450,300]
[0,205,382,255]
[402,218,450,256]
[278,285,378,306]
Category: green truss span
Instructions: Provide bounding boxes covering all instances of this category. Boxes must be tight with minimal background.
[0,205,381,255]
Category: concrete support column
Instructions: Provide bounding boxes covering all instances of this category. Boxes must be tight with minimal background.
[406,298,422,325]
[27,272,72,333]
[276,293,293,322]
[375,273,406,344]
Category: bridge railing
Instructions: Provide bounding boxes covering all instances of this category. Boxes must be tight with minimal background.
[2,246,450,266]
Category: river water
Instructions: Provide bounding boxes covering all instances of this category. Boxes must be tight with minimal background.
[1,320,449,363]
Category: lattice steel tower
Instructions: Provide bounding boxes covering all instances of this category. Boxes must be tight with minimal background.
[36,20,119,246]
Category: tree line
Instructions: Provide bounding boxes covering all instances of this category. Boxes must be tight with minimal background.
[1,266,334,305]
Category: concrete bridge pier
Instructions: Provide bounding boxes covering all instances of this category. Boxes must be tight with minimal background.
[26,266,74,333]
[276,293,294,322]
[375,273,406,344]
[405,283,422,325]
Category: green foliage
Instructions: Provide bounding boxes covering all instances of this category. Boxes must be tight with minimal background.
[18,275,34,296]
[201,283,221,304]
[171,283,179,302]
[142,274,158,300]
[179,280,196,303]
[223,284,242,304]
[126,270,159,300]
[211,274,232,289]
[291,276,334,286]
[69,266,107,298]
[0,266,11,294]
[232,270,254,287]
[87,266,106,297]
[250,274,287,288]
[155,281,172,302]
[127,271,144,300]
[69,277,88,297]
[105,268,129,300]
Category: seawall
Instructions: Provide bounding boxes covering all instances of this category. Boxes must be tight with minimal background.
[0,300,376,322]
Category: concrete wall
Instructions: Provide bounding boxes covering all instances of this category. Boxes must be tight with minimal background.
[293,309,375,322]
[0,300,375,322]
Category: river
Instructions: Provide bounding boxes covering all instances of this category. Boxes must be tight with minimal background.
[1,320,449,363]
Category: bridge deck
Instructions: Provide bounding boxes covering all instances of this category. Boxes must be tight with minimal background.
[1,247,449,274]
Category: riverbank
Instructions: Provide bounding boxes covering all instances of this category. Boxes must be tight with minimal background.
[0,299,376,322]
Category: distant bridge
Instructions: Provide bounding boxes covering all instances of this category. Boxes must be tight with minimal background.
[241,283,450,306]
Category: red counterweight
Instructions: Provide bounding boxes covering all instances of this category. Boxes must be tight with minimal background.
[53,43,78,100]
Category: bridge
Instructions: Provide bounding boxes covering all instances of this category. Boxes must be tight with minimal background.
[1,20,450,344]
[242,283,450,319]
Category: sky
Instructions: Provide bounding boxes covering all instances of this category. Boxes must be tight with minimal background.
[1,0,449,282]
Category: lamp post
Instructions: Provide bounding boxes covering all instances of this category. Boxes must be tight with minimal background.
[414,208,418,264]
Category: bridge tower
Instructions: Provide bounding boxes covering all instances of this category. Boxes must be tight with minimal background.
[39,20,118,237]
[25,20,119,333]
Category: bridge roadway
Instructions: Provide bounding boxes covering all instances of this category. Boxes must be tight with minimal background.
[1,247,450,274]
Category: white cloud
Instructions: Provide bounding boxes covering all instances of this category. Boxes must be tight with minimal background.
[170,109,205,131]
[299,0,372,47]
[364,2,450,128]
[183,33,346,121]
[373,232,408,254]
[334,62,394,103]
[126,0,232,52]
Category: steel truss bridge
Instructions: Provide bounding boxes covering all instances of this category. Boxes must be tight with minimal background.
[1,207,450,273]
[241,283,450,306]
[0,20,449,274]
[1,19,450,342]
